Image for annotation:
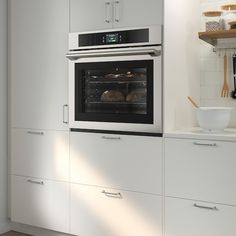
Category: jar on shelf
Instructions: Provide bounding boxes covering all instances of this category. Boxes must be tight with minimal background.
[221,4,236,30]
[229,20,236,29]
[203,11,223,32]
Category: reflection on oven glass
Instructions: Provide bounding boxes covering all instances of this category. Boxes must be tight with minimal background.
[83,67,147,115]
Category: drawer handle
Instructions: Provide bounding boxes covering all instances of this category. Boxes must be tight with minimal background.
[102,136,121,140]
[102,190,122,198]
[193,142,217,147]
[27,131,44,135]
[193,203,218,211]
[27,179,44,185]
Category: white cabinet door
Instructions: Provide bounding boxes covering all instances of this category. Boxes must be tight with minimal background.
[70,0,112,32]
[113,0,163,28]
[70,0,163,32]
[11,175,69,233]
[11,129,69,181]
[70,132,162,195]
[9,0,69,131]
[165,197,236,236]
[165,138,236,205]
[70,183,162,236]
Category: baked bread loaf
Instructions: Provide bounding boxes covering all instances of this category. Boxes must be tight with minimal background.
[105,74,119,79]
[101,90,125,102]
[126,89,146,102]
[104,73,134,80]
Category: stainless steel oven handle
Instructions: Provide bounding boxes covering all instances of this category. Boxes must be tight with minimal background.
[66,48,161,60]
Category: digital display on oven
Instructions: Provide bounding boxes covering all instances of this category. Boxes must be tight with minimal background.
[106,33,118,43]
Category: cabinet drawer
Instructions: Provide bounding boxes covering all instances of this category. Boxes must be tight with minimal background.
[11,129,69,181]
[165,138,236,205]
[165,197,236,236]
[70,183,162,236]
[11,175,69,233]
[70,132,162,194]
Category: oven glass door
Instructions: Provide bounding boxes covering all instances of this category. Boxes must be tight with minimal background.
[75,60,153,124]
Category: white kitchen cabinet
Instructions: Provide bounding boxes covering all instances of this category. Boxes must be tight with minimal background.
[11,175,69,233]
[165,197,236,236]
[70,132,162,195]
[112,0,163,29]
[70,0,163,32]
[70,183,162,236]
[165,138,236,205]
[9,0,69,131]
[11,129,69,182]
[70,0,112,32]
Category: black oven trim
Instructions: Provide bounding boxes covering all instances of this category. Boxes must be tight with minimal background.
[75,60,154,124]
[70,128,163,137]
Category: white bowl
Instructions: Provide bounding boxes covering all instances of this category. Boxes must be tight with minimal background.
[196,107,232,133]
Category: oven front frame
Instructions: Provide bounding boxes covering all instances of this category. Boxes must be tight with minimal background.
[68,47,162,135]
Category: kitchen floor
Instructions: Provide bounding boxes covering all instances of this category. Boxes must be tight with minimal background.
[1,231,32,236]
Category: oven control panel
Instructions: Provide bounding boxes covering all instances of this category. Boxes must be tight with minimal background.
[78,28,149,47]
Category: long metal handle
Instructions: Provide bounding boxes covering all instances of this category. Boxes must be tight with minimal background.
[66,48,161,60]
[105,1,111,23]
[27,131,44,135]
[102,136,121,140]
[193,142,217,147]
[102,190,122,198]
[63,104,69,124]
[27,179,44,185]
[193,203,218,211]
[114,0,120,22]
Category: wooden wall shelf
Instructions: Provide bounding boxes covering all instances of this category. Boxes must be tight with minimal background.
[199,29,236,48]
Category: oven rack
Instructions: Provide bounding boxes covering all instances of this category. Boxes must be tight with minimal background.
[85,101,146,105]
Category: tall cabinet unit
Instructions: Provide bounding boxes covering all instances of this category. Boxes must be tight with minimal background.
[8,0,70,233]
[70,0,163,32]
[9,0,164,235]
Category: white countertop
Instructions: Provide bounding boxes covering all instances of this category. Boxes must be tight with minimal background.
[164,127,236,142]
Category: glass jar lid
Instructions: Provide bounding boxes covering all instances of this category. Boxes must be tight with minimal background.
[203,11,222,17]
[221,4,236,11]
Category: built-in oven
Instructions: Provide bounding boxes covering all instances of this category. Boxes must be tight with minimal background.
[67,26,162,135]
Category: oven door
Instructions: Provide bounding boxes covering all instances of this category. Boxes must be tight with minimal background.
[68,46,162,135]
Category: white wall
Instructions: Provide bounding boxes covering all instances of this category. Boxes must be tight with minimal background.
[200,0,236,127]
[0,0,10,233]
[164,0,201,132]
